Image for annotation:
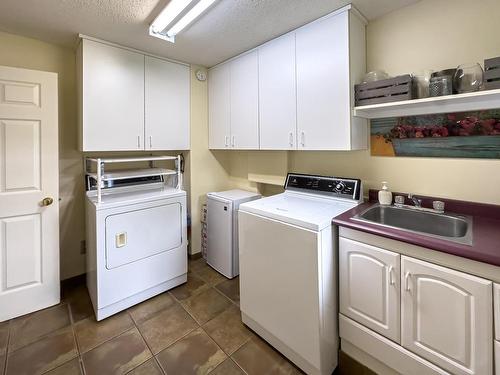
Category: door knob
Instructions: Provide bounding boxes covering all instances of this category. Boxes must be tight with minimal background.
[41,197,54,206]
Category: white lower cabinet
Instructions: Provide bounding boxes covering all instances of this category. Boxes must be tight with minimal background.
[339,236,494,375]
[339,238,400,342]
[401,256,492,375]
[495,283,500,340]
[495,341,500,375]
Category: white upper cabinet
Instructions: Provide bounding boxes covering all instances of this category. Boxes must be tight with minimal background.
[296,10,366,150]
[79,38,190,151]
[230,51,259,149]
[208,5,366,150]
[401,256,493,375]
[145,56,190,150]
[258,34,297,150]
[208,63,231,149]
[79,39,145,151]
[339,238,400,343]
[208,51,259,150]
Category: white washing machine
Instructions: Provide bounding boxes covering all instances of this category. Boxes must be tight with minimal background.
[238,173,363,375]
[85,173,187,321]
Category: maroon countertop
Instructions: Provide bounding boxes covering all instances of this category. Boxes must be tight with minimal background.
[332,190,500,267]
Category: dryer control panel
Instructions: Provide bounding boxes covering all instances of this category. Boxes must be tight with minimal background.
[284,173,362,201]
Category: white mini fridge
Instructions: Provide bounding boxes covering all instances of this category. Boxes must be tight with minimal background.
[206,190,261,278]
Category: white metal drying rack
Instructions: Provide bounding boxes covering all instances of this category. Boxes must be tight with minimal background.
[85,155,183,203]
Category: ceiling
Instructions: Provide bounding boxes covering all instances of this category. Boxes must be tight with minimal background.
[0,0,419,67]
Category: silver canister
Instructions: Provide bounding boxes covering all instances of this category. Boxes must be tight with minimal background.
[429,76,453,97]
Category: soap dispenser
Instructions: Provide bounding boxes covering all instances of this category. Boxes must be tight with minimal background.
[378,182,392,206]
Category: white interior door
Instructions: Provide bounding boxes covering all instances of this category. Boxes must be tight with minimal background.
[401,256,492,375]
[0,65,59,321]
[339,238,400,343]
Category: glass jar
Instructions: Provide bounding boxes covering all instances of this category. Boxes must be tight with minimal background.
[429,76,453,97]
[453,63,484,93]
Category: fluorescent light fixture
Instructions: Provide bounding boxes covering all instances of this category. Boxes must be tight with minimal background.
[166,0,216,37]
[150,0,193,34]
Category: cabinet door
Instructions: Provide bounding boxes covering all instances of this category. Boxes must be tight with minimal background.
[495,283,500,340]
[258,34,297,150]
[81,39,144,151]
[145,56,190,150]
[401,256,493,375]
[208,63,230,149]
[296,11,350,150]
[339,238,400,343]
[230,51,259,149]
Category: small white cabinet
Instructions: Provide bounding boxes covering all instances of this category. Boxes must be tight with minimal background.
[401,256,492,375]
[208,63,231,149]
[145,56,190,150]
[495,283,500,340]
[79,38,145,151]
[258,34,297,149]
[208,51,259,150]
[79,38,190,151]
[207,5,367,151]
[230,51,259,149]
[339,238,400,343]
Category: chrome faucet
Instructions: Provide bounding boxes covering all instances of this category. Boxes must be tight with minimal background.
[408,193,422,208]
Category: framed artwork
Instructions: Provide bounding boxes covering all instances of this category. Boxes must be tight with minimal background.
[370,110,500,158]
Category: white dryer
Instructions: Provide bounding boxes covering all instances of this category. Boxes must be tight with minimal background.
[238,173,363,375]
[85,158,187,321]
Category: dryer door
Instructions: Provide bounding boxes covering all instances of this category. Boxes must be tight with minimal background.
[105,203,182,269]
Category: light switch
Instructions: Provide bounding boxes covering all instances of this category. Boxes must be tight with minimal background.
[115,232,127,248]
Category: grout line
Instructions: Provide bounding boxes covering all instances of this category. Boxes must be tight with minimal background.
[2,320,11,375]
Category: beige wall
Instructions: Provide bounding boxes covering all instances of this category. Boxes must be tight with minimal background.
[189,66,231,255]
[226,0,500,205]
[0,31,85,279]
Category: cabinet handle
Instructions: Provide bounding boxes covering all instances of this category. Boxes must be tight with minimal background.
[388,266,395,285]
[149,136,152,149]
[300,131,305,147]
[137,135,141,148]
[289,132,294,147]
[404,272,411,291]
[231,135,235,147]
[224,135,229,147]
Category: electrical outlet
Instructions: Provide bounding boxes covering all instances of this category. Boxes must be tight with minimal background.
[80,240,86,255]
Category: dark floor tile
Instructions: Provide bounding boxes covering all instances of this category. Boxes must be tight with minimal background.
[188,258,208,273]
[0,353,5,375]
[0,322,9,355]
[74,311,134,353]
[169,274,209,302]
[128,293,176,324]
[214,277,240,305]
[338,351,376,375]
[82,328,151,375]
[44,358,82,375]
[231,337,303,375]
[182,289,231,325]
[156,328,226,375]
[138,304,198,354]
[9,304,71,352]
[195,266,226,286]
[203,305,252,355]
[208,358,245,375]
[127,358,163,375]
[6,326,77,375]
[64,284,94,323]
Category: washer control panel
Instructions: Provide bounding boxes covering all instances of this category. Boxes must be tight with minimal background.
[284,173,361,201]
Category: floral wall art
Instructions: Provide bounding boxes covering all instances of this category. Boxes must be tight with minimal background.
[370,110,500,158]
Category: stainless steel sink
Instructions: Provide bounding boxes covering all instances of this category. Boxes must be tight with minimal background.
[353,205,473,245]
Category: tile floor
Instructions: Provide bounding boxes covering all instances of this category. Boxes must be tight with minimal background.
[0,258,308,375]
